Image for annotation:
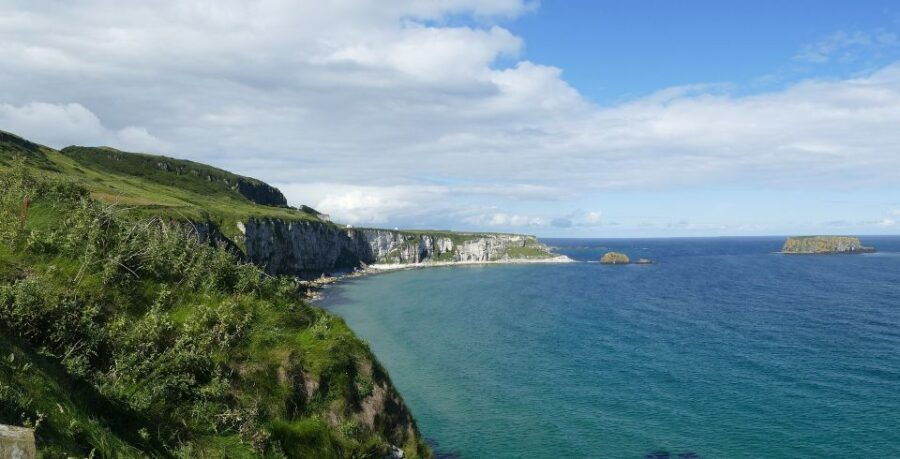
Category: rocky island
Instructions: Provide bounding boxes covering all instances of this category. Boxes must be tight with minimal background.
[600,252,631,264]
[780,236,875,254]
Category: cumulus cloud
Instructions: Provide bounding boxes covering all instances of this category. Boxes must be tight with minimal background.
[0,102,168,152]
[466,212,546,228]
[2,1,900,231]
[274,182,451,225]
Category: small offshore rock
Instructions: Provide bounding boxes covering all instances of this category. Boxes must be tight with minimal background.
[600,252,630,264]
[635,258,654,264]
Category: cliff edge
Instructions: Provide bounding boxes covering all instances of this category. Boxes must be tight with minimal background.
[0,130,433,457]
[240,221,560,277]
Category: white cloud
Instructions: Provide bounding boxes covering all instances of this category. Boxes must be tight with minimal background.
[0,102,106,145]
[114,126,171,153]
[2,2,900,231]
[583,211,602,225]
[795,29,898,64]
[274,182,451,225]
[466,212,545,227]
[0,102,167,152]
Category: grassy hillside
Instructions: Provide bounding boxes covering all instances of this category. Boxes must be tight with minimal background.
[0,130,323,243]
[0,164,430,457]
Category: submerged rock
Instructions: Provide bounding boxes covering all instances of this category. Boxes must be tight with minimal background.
[600,251,630,264]
[780,236,875,254]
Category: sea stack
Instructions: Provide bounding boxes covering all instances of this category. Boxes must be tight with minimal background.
[600,252,630,264]
[780,236,875,254]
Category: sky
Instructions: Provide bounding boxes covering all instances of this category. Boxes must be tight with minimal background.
[1,0,900,237]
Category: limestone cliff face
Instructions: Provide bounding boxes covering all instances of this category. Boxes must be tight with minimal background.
[237,219,554,276]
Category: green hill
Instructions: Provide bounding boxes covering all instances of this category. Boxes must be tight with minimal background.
[0,132,430,457]
[0,130,323,243]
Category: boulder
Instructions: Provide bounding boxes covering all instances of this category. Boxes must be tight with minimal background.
[0,425,36,459]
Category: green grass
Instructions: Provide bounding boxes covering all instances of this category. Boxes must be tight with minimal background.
[503,246,555,259]
[1,130,553,260]
[0,130,324,244]
[0,166,430,457]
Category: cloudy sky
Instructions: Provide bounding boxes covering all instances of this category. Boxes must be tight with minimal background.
[2,0,900,237]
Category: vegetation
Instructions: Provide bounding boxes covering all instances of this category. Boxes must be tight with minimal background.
[503,246,555,260]
[0,163,429,457]
[1,130,545,258]
[0,130,324,245]
[600,252,630,264]
[781,236,874,254]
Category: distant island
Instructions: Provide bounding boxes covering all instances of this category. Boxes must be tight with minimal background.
[599,252,656,265]
[600,252,630,264]
[780,236,875,254]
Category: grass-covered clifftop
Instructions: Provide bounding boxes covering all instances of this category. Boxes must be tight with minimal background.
[1,130,556,267]
[0,165,430,457]
[0,130,322,244]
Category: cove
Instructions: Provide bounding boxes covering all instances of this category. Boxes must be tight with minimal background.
[321,236,900,458]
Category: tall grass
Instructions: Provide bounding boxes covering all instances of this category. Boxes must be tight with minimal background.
[0,162,428,457]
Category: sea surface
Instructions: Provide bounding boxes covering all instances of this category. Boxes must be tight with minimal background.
[320,236,900,458]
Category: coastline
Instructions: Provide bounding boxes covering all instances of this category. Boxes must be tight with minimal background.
[304,254,575,301]
[365,254,575,271]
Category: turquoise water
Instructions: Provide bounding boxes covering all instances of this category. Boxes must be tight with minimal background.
[321,237,900,458]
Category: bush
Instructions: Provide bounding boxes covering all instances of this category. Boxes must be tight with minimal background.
[0,165,428,457]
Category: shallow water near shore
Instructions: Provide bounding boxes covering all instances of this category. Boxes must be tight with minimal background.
[321,236,900,458]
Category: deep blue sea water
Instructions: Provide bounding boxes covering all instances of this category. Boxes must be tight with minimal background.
[321,236,900,458]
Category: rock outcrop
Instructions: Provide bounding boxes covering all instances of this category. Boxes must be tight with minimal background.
[0,425,36,459]
[238,219,556,277]
[600,252,630,264]
[234,179,288,207]
[781,236,875,254]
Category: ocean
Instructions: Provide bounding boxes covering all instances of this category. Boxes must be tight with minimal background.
[320,236,900,458]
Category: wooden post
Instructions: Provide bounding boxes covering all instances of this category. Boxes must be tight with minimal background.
[0,425,36,459]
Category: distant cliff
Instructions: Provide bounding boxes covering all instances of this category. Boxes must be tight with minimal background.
[781,236,875,254]
[237,219,557,276]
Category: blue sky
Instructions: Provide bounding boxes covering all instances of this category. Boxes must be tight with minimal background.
[503,0,900,236]
[512,0,900,102]
[1,1,900,237]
